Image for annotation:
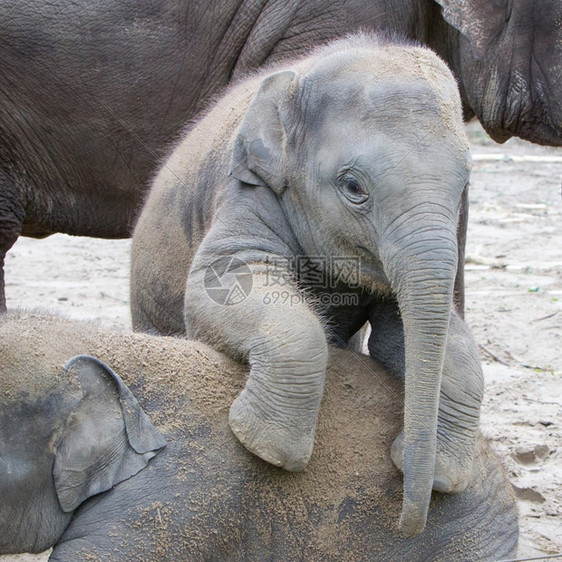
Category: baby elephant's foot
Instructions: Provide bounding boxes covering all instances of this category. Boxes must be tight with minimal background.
[390,428,475,494]
[229,388,317,472]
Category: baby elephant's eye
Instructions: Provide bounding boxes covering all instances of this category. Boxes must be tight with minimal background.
[339,173,369,205]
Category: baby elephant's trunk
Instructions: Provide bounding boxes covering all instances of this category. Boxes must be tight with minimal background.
[381,206,458,536]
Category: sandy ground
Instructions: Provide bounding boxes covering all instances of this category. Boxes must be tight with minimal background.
[2,122,561,560]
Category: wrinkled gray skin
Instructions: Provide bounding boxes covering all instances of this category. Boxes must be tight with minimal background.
[131,36,484,536]
[1,0,561,312]
[0,312,518,560]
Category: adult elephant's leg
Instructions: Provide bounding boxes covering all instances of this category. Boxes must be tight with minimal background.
[0,172,25,312]
[185,264,328,471]
[368,300,483,493]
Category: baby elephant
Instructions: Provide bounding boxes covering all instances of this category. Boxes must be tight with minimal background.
[0,312,517,560]
[131,34,484,535]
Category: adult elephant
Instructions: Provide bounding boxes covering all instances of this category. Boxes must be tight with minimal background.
[0,311,518,560]
[0,0,560,311]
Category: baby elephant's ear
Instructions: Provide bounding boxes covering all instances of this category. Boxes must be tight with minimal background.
[229,69,298,193]
[53,355,166,513]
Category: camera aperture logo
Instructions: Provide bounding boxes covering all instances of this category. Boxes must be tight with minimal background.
[204,257,253,305]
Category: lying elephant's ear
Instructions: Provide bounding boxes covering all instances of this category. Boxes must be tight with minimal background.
[53,355,166,512]
[434,0,505,57]
[229,69,298,193]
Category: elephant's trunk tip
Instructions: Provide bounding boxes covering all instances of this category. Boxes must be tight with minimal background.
[398,499,430,537]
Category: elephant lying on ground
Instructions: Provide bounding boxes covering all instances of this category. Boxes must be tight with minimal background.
[1,0,561,312]
[131,35,484,535]
[0,311,518,560]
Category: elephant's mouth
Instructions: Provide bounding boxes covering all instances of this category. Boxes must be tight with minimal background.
[354,245,390,295]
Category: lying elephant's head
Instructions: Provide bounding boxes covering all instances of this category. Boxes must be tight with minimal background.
[435,0,562,146]
[231,37,470,535]
[0,355,165,555]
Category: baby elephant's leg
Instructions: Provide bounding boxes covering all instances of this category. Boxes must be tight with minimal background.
[368,301,484,493]
[428,311,484,492]
[186,265,328,471]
